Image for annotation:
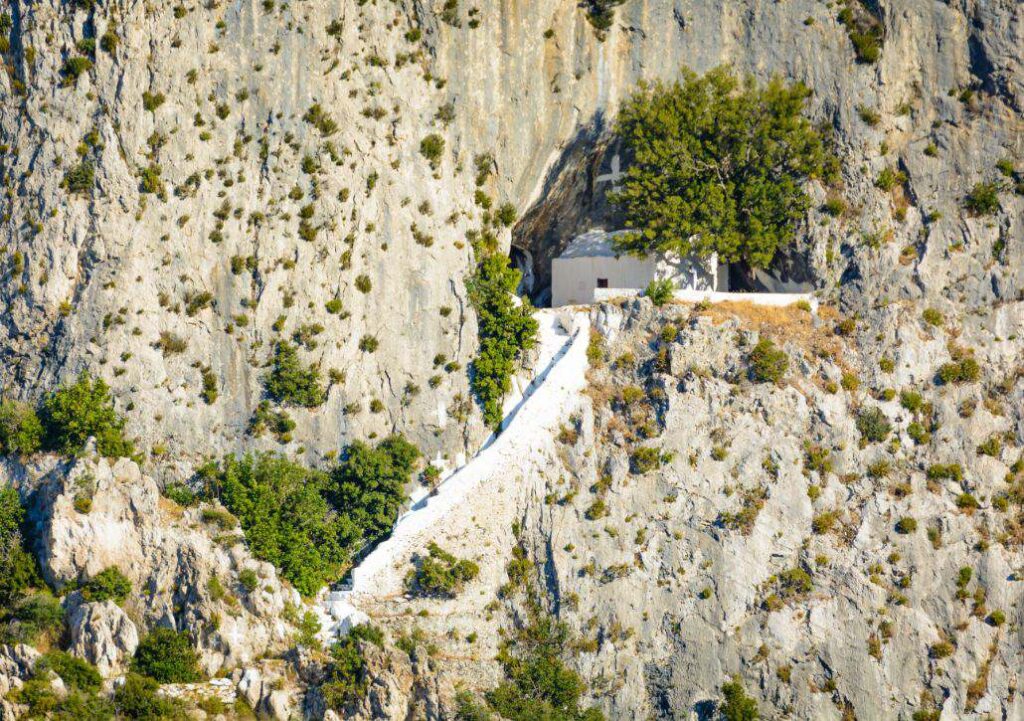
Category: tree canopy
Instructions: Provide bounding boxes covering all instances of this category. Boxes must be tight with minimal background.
[201,435,420,596]
[610,67,836,269]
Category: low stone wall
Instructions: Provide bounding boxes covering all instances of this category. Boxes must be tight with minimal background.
[592,287,818,310]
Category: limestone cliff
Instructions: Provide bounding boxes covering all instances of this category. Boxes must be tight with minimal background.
[1,0,1023,719]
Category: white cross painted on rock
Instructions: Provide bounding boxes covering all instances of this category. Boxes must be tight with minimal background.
[595,153,624,193]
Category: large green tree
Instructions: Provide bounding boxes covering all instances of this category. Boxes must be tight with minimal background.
[610,67,835,268]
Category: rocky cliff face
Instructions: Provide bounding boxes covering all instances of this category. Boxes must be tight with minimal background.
[4,0,1020,470]
[2,0,1023,719]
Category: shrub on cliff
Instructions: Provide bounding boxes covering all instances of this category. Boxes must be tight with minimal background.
[748,338,788,384]
[263,341,325,408]
[610,67,835,269]
[39,372,134,458]
[132,628,201,683]
[467,254,538,429]
[202,436,419,596]
[0,400,44,456]
[406,542,479,598]
[81,566,132,605]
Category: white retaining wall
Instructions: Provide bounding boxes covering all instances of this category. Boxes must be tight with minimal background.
[593,287,818,311]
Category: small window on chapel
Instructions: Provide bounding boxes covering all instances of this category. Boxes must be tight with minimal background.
[596,278,609,288]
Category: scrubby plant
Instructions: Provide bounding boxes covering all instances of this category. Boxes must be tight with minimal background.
[644,278,674,306]
[964,182,1000,216]
[895,516,918,534]
[81,566,131,604]
[319,623,384,710]
[719,677,760,720]
[0,400,44,456]
[419,133,445,169]
[263,341,325,408]
[748,338,788,384]
[609,67,835,269]
[467,254,538,429]
[856,407,891,443]
[113,672,187,719]
[303,103,338,136]
[40,372,134,458]
[37,651,102,693]
[630,446,661,474]
[407,542,479,597]
[63,160,95,195]
[0,488,44,608]
[132,628,201,683]
[936,356,980,385]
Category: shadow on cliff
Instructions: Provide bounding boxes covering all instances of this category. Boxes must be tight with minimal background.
[510,113,626,306]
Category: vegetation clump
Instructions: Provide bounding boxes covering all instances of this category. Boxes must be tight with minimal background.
[263,341,325,408]
[0,487,44,609]
[406,542,479,597]
[201,436,419,596]
[81,566,132,604]
[419,133,445,169]
[610,67,835,269]
[644,278,674,306]
[319,624,384,711]
[748,338,788,384]
[856,406,891,443]
[0,401,44,456]
[467,255,538,429]
[40,372,135,458]
[131,628,201,683]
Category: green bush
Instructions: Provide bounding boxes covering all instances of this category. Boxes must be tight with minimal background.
[467,254,538,429]
[630,446,661,474]
[609,67,835,269]
[926,464,963,482]
[856,407,891,443]
[263,341,325,408]
[132,628,201,683]
[203,436,419,596]
[0,400,44,456]
[114,672,187,719]
[320,623,384,711]
[719,677,760,720]
[748,338,788,384]
[62,56,93,82]
[964,182,1000,216]
[0,487,43,607]
[419,133,445,169]
[328,435,420,554]
[584,0,626,32]
[238,569,259,593]
[63,160,95,195]
[644,278,674,306]
[936,357,980,385]
[7,592,65,645]
[38,651,102,693]
[81,566,131,605]
[201,454,343,597]
[40,372,135,458]
[407,542,479,597]
[894,516,917,534]
[484,596,604,721]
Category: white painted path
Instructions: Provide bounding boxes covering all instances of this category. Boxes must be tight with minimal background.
[316,309,591,641]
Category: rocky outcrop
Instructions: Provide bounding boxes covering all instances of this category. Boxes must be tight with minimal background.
[2,451,300,676]
[66,600,139,677]
[521,298,1024,720]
